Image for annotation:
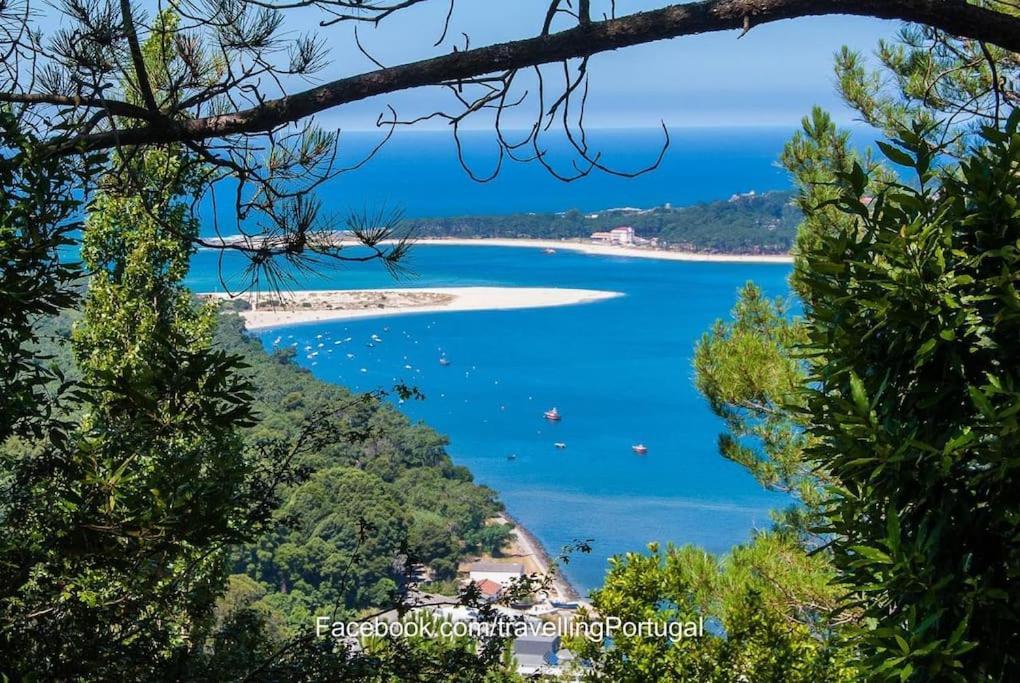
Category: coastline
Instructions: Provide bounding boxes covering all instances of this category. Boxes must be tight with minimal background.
[412,237,794,264]
[210,286,591,603]
[496,512,583,604]
[200,286,623,330]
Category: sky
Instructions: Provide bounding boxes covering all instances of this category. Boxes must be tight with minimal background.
[275,0,898,130]
[30,0,899,131]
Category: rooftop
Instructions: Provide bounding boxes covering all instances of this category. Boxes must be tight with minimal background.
[514,634,560,657]
[476,579,502,597]
[467,561,524,574]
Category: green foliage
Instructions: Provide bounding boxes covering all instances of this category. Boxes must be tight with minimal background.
[572,535,855,682]
[0,111,85,440]
[694,282,823,532]
[0,132,279,677]
[244,466,409,615]
[406,191,800,254]
[0,19,292,675]
[800,113,1020,680]
[209,313,505,634]
[835,11,1018,154]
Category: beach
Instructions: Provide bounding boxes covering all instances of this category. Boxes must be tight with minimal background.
[200,235,794,264]
[458,513,582,606]
[500,513,582,603]
[201,286,623,330]
[413,237,794,263]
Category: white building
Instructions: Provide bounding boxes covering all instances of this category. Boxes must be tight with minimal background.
[466,561,524,585]
[513,634,560,676]
[609,226,635,245]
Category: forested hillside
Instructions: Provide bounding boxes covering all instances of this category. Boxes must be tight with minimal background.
[406,191,799,254]
[211,315,510,631]
[20,311,509,636]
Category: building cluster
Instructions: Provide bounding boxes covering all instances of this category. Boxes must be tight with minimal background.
[589,226,636,245]
[460,561,582,677]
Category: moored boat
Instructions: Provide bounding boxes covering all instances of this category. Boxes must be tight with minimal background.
[554,442,567,449]
[544,407,561,421]
[632,443,648,455]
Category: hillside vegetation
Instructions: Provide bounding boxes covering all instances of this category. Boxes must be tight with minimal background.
[19,311,509,635]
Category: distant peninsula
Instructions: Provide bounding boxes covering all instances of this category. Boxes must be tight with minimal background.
[404,190,799,256]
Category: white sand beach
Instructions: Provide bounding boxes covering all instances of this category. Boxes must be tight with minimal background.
[201,286,622,330]
[413,237,794,263]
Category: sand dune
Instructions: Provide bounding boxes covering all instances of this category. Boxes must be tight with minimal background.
[201,286,623,330]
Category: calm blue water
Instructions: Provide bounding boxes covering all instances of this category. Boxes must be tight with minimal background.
[196,127,796,231]
[184,127,803,592]
[188,245,792,593]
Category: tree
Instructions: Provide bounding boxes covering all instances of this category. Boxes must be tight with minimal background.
[800,113,1020,680]
[571,536,855,682]
[668,11,1018,682]
[0,112,85,439]
[694,282,822,535]
[0,18,293,677]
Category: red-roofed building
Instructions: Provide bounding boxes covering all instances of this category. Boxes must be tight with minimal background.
[475,579,503,600]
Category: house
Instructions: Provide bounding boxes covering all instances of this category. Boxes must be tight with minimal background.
[474,578,503,601]
[466,561,524,585]
[589,231,613,242]
[513,634,561,676]
[609,226,635,245]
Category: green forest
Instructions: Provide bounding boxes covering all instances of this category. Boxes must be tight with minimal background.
[406,190,800,254]
[3,0,1020,681]
[212,314,512,628]
[16,308,511,632]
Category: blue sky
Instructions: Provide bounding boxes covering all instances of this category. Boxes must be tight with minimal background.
[287,0,897,130]
[33,0,897,130]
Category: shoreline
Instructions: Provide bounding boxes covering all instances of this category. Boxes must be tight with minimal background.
[201,286,623,330]
[206,287,592,603]
[412,237,794,263]
[496,512,583,604]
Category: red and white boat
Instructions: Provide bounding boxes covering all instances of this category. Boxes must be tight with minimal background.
[544,407,561,421]
[632,444,648,455]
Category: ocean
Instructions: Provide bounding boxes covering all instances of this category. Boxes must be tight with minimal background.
[186,127,800,593]
[196,126,796,228]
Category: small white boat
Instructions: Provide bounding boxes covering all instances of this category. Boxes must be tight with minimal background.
[439,357,451,366]
[632,444,648,455]
[554,442,567,449]
[544,407,561,421]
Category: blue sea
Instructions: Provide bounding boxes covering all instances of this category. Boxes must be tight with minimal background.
[186,127,800,593]
[197,126,796,227]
